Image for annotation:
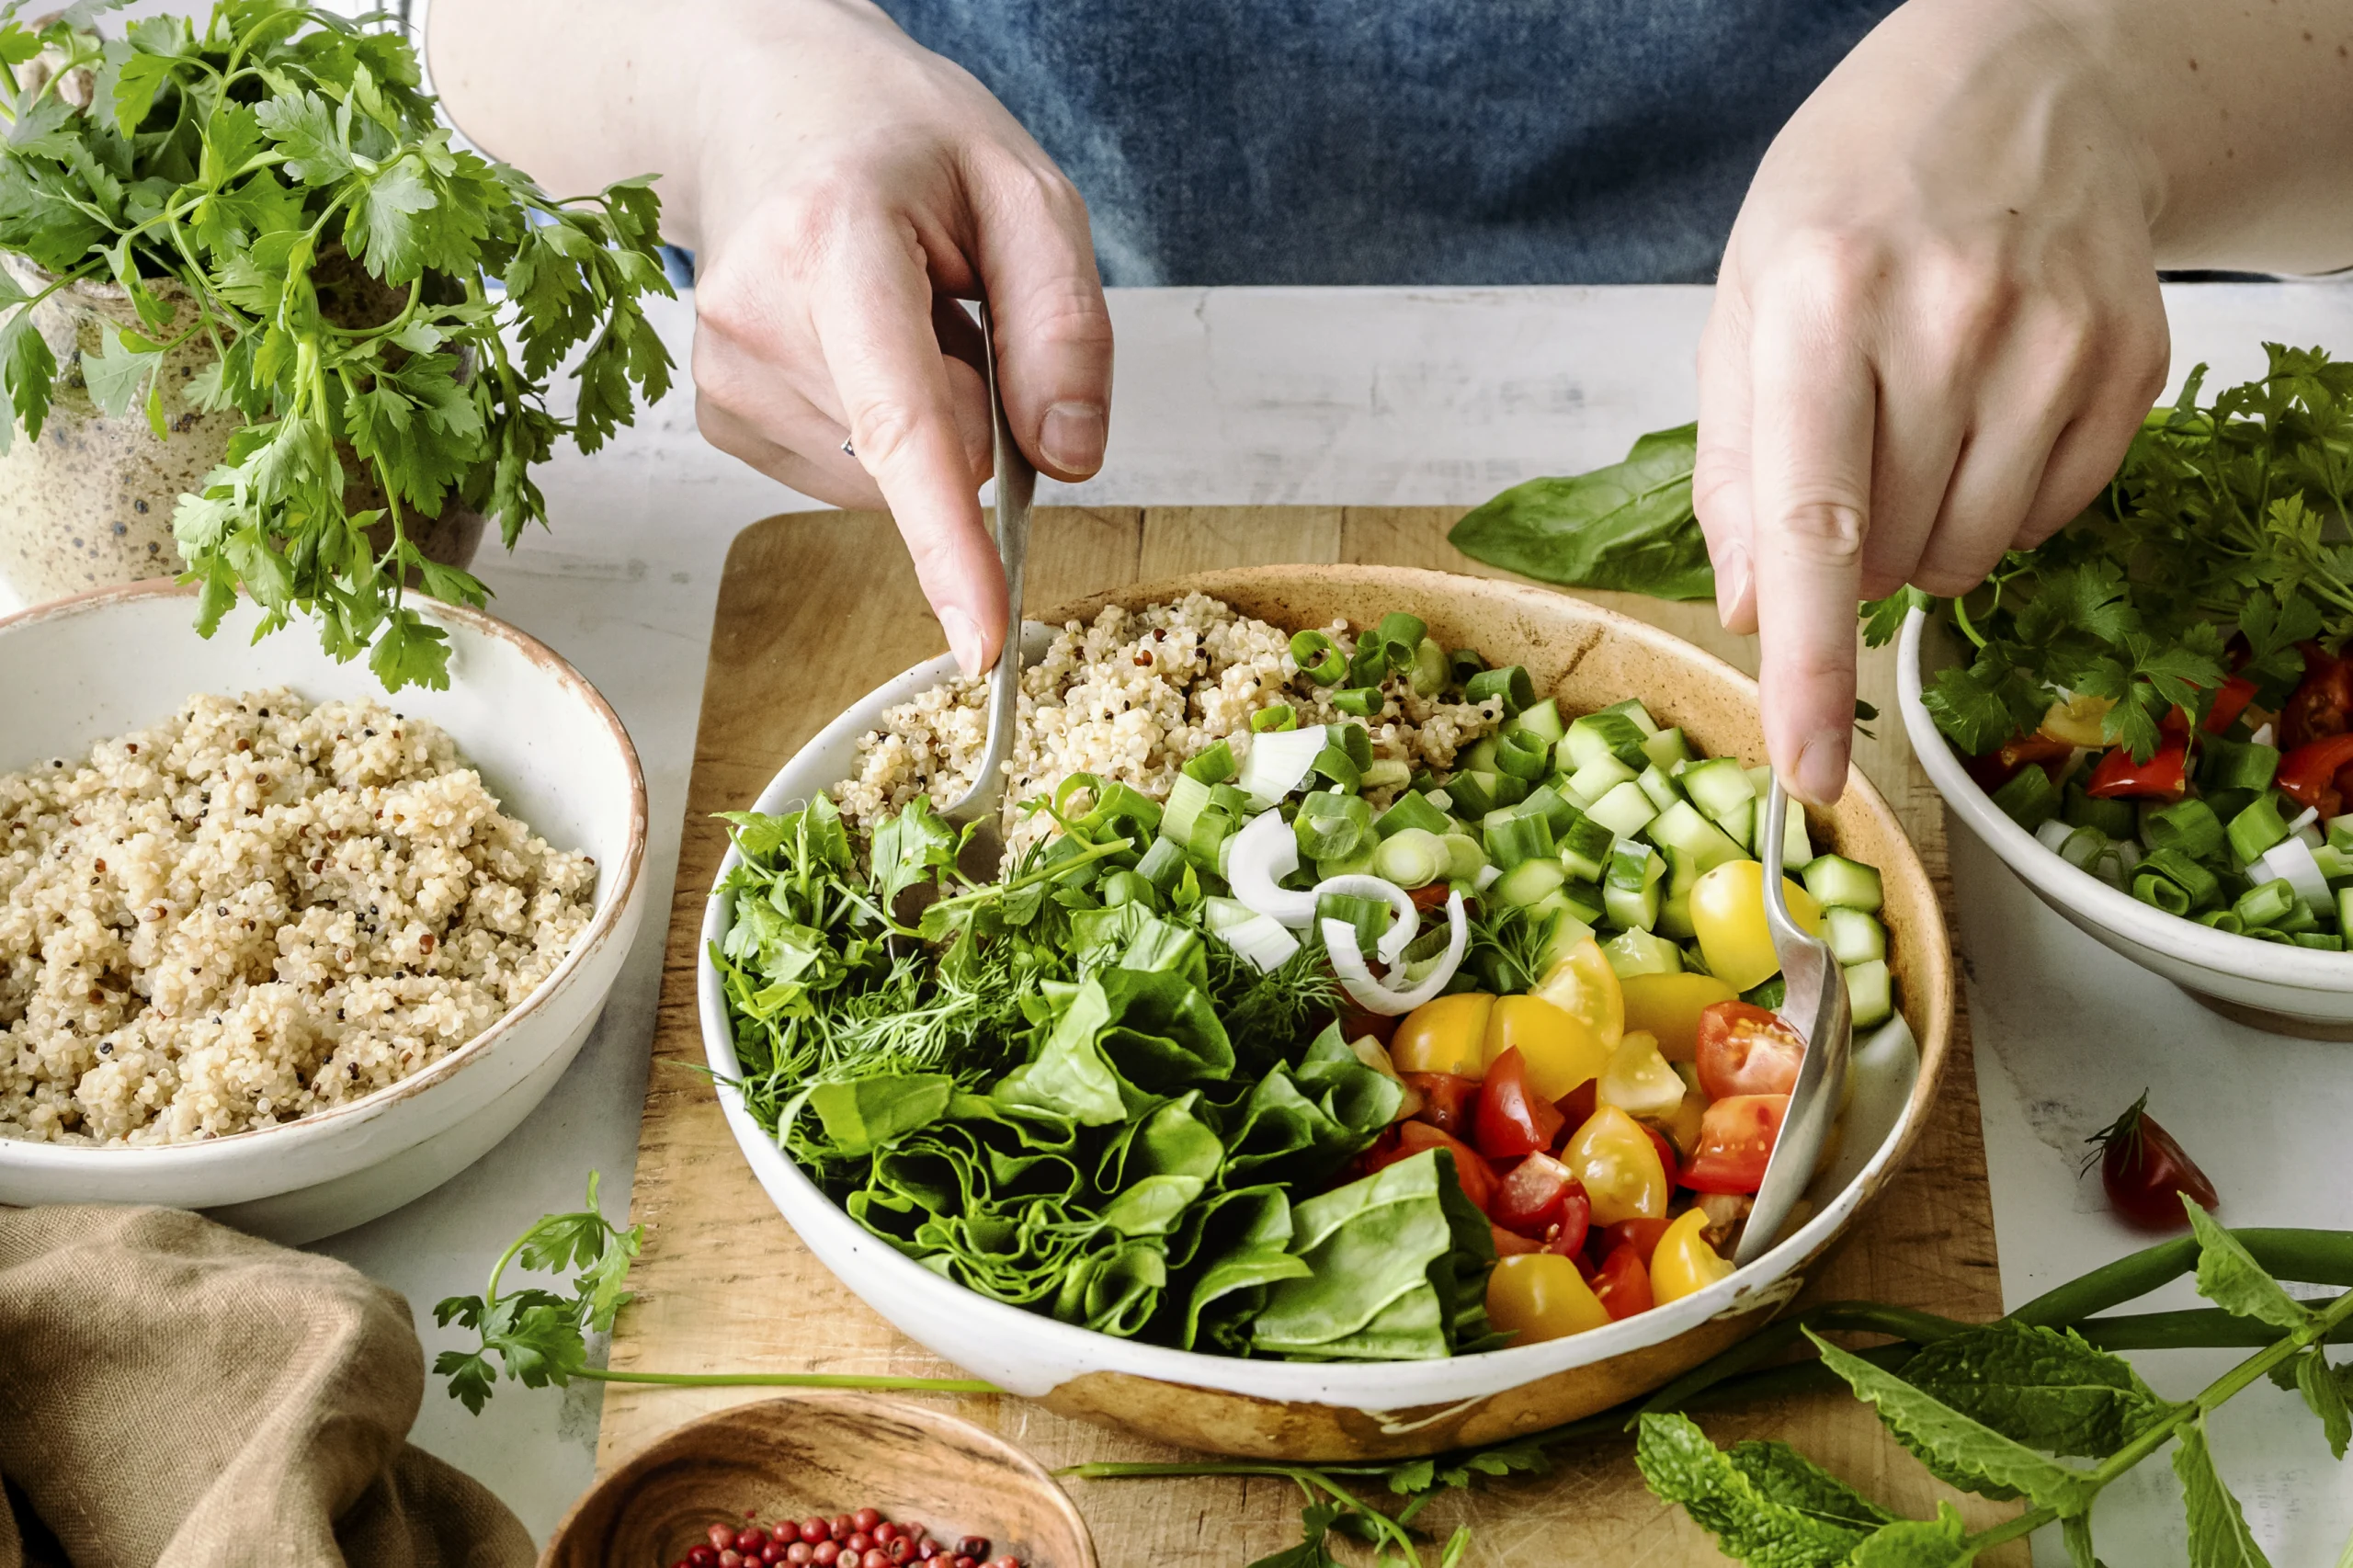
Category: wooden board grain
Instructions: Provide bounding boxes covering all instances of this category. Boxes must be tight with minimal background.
[596,507,2014,1565]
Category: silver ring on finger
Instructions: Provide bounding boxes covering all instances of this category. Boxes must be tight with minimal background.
[840,436,856,459]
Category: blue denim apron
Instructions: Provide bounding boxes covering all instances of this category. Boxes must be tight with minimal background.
[881,0,1903,286]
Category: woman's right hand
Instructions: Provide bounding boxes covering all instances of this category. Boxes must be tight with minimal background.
[661,2,1114,675]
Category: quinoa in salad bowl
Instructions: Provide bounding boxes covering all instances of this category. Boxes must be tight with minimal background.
[0,582,649,1244]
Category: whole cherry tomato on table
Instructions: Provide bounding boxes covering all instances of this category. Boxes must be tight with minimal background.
[2082,1091,2219,1231]
[1695,1001,1806,1099]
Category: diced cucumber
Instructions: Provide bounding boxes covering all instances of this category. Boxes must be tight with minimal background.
[1603,841,1665,932]
[1496,856,1568,908]
[1523,783,1581,836]
[1482,802,1556,869]
[1461,736,1500,775]
[1600,698,1661,736]
[1753,793,1814,869]
[1442,832,1489,881]
[1507,697,1566,746]
[1745,764,1774,800]
[1487,771,1530,808]
[1376,790,1452,838]
[1844,959,1893,1028]
[1803,853,1883,913]
[2340,886,2353,936]
[1824,906,1887,966]
[1586,780,1658,840]
[1567,753,1640,806]
[1563,711,1652,772]
[1534,902,1596,973]
[1557,815,1614,882]
[1657,890,1696,941]
[1637,764,1684,814]
[1160,772,1212,849]
[1717,794,1755,851]
[1602,927,1683,978]
[1559,878,1607,926]
[1646,800,1748,872]
[1681,756,1755,824]
[1641,727,1695,772]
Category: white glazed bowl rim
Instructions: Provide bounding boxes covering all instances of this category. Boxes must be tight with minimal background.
[1897,607,2353,997]
[698,634,1933,1406]
[0,579,651,1171]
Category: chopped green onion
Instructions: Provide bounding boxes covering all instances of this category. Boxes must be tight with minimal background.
[1288,630,1347,685]
[1371,827,1449,889]
[2138,846,2221,910]
[1333,687,1383,718]
[1495,729,1552,781]
[1376,790,1452,838]
[2234,875,2297,928]
[1989,764,2059,831]
[2227,795,2290,866]
[1296,791,1373,863]
[1160,772,1212,847]
[1448,647,1486,684]
[1446,770,1498,817]
[2294,932,2346,950]
[2143,798,2223,861]
[1408,638,1450,698]
[1465,665,1535,717]
[2200,736,2281,794]
[2196,908,2245,935]
[1315,891,1388,955]
[1336,723,1374,769]
[1373,612,1427,660]
[1099,869,1155,909]
[1181,739,1237,785]
[1347,640,1388,687]
[1251,704,1298,733]
[1483,805,1556,870]
[2062,783,2138,840]
[1311,745,1361,791]
[1134,835,1188,890]
[1360,758,1411,789]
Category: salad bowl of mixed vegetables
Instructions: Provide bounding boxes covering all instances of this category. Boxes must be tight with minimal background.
[1893,347,2353,1038]
[698,566,1952,1460]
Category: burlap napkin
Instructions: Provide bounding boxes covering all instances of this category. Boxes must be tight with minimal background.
[0,1205,534,1568]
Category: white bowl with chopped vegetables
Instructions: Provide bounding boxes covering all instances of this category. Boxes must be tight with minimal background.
[0,582,649,1242]
[701,567,1952,1461]
[1901,607,2353,1038]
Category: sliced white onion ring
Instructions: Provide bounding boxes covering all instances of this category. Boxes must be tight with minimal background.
[1226,807,1321,929]
[1235,724,1330,804]
[1322,890,1468,1016]
[1311,872,1419,965]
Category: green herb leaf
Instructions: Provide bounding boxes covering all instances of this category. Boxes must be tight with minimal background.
[79,319,160,418]
[2063,1512,2100,1568]
[1724,1440,1897,1530]
[1449,424,1715,599]
[2188,1201,2316,1333]
[2293,1349,2353,1460]
[1895,1321,2169,1460]
[2175,1414,2275,1568]
[1846,1503,1973,1568]
[0,306,55,447]
[1804,1330,2097,1511]
[1633,1414,1874,1568]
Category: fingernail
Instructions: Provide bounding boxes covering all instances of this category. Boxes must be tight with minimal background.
[1791,729,1848,806]
[1039,403,1107,474]
[939,605,986,678]
[1715,540,1751,628]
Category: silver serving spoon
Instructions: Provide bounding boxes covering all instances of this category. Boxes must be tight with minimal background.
[932,299,1032,884]
[1733,777,1853,1268]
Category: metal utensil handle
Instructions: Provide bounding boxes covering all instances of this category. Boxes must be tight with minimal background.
[971,300,1032,786]
[1735,778,1854,1268]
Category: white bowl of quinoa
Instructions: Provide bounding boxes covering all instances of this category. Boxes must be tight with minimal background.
[0,581,648,1243]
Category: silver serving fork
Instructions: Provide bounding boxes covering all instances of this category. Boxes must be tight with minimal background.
[1733,778,1854,1268]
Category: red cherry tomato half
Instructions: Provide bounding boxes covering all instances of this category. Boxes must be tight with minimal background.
[2083,1092,2220,1231]
[1403,1072,1481,1138]
[1544,1184,1593,1260]
[1591,1242,1654,1321]
[1597,1215,1672,1266]
[1493,1153,1579,1238]
[1681,1094,1789,1194]
[1695,1001,1806,1100]
[1491,1221,1542,1256]
[1643,1125,1680,1188]
[2279,642,2352,750]
[1553,1079,1599,1146]
[1474,1046,1567,1161]
[1367,1118,1497,1213]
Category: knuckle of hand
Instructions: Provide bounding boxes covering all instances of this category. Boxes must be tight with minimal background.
[1775,500,1868,566]
[848,399,938,475]
[1774,229,1885,318]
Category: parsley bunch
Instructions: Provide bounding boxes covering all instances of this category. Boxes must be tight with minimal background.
[0,0,674,690]
[1870,346,2353,760]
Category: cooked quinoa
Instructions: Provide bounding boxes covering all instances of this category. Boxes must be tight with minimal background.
[0,690,597,1146]
[834,593,1506,858]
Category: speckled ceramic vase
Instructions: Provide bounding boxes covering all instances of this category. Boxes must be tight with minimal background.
[0,252,484,608]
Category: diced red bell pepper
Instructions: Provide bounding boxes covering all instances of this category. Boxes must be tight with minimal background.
[1473,1046,1566,1160]
[2277,734,2353,817]
[2085,737,2189,801]
[1403,1072,1480,1138]
[2280,642,2353,750]
[2202,676,2259,735]
[1367,1119,1496,1213]
[1408,881,1452,913]
[1591,1242,1655,1321]
[1492,1152,1578,1237]
[1963,733,2075,793]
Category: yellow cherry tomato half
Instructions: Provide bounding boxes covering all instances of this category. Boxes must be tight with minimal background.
[1651,1207,1738,1305]
[1597,1030,1686,1119]
[1391,993,1494,1078]
[1531,937,1625,1051]
[1484,1252,1612,1345]
[1619,971,1740,1062]
[2038,691,2115,748]
[1561,1104,1670,1226]
[1481,994,1610,1103]
[1688,860,1824,993]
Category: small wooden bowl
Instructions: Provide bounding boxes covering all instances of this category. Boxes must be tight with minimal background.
[540,1394,1097,1568]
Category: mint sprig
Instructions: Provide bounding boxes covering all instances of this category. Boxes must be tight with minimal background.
[0,0,675,691]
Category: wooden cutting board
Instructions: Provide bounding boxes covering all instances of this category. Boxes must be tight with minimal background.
[594,506,2018,1564]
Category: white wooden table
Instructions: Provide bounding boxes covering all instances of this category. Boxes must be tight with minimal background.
[189,282,2353,1561]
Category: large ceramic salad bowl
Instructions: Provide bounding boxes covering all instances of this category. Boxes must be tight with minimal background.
[699,566,1954,1460]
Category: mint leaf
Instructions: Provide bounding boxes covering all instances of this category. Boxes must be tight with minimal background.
[79,320,160,417]
[2293,1349,2352,1460]
[1846,1503,1973,1568]
[1726,1440,1895,1529]
[2188,1203,2315,1334]
[1805,1330,2097,1512]
[1897,1321,2169,1460]
[1634,1414,1871,1568]
[2175,1415,2274,1568]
